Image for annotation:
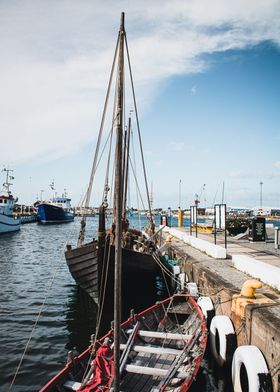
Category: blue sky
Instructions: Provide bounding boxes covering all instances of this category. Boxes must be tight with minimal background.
[0,1,280,209]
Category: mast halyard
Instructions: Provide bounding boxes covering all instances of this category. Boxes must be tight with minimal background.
[113,11,125,392]
[122,115,131,217]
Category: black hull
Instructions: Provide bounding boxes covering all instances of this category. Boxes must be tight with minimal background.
[65,242,158,305]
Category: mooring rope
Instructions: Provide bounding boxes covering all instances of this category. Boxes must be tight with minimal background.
[8,215,82,390]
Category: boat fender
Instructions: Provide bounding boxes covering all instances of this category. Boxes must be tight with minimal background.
[210,315,236,367]
[232,345,273,392]
[172,265,181,276]
[197,296,215,326]
[178,273,188,291]
[186,282,199,297]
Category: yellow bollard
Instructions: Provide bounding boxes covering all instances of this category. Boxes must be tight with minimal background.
[240,279,262,298]
[232,279,275,318]
[178,207,183,227]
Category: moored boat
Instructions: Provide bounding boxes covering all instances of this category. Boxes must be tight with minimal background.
[65,236,158,304]
[41,13,207,392]
[37,196,74,224]
[64,10,158,304]
[40,292,207,392]
[0,168,21,234]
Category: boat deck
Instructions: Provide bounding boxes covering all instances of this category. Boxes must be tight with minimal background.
[121,351,176,391]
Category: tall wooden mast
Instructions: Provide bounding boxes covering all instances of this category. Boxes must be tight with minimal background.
[113,11,125,392]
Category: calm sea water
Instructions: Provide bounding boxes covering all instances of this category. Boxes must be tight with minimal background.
[0,215,232,391]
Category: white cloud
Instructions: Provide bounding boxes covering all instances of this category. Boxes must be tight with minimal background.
[168,142,185,152]
[190,85,197,95]
[273,161,280,169]
[229,170,247,178]
[0,0,280,164]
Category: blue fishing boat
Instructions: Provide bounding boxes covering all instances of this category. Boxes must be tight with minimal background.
[37,197,74,224]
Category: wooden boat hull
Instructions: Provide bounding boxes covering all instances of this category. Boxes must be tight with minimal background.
[65,241,158,304]
[40,293,207,392]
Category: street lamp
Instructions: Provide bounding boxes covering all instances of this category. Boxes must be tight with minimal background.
[260,181,263,209]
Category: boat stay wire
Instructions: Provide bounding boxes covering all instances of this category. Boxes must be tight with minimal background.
[124,34,154,231]
[78,34,120,246]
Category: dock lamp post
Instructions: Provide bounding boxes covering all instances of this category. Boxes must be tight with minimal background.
[260,181,263,209]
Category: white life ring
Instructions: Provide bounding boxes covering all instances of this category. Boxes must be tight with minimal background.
[232,345,272,392]
[210,315,236,367]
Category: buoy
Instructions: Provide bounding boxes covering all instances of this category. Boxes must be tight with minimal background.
[197,296,215,326]
[210,315,236,367]
[186,282,198,297]
[232,345,273,392]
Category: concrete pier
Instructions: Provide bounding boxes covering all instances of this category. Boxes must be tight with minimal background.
[163,226,280,391]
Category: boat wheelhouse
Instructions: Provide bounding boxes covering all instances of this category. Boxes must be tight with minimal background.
[0,169,21,234]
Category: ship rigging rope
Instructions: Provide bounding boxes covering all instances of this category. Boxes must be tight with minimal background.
[152,253,189,340]
[81,237,112,386]
[124,34,153,222]
[102,79,118,205]
[8,218,82,391]
[84,34,120,210]
[152,253,183,290]
[78,34,120,247]
[131,129,141,229]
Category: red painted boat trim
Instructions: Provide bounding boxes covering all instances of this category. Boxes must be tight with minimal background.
[40,293,207,392]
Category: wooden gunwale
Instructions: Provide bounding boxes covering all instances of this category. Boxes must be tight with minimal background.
[40,293,207,392]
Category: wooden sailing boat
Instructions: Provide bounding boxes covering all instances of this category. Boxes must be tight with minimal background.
[40,13,208,392]
[64,12,160,304]
[40,294,207,392]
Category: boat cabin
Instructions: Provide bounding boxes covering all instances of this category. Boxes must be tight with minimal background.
[48,197,72,211]
[0,195,15,215]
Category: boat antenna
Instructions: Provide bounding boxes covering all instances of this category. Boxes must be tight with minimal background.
[113,11,125,392]
[2,168,14,196]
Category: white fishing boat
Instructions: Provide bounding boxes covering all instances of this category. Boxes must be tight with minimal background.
[0,168,21,234]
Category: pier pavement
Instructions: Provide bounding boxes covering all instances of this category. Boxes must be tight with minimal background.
[161,226,280,391]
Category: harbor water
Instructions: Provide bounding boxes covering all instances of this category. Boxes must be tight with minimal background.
[1,215,233,391]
